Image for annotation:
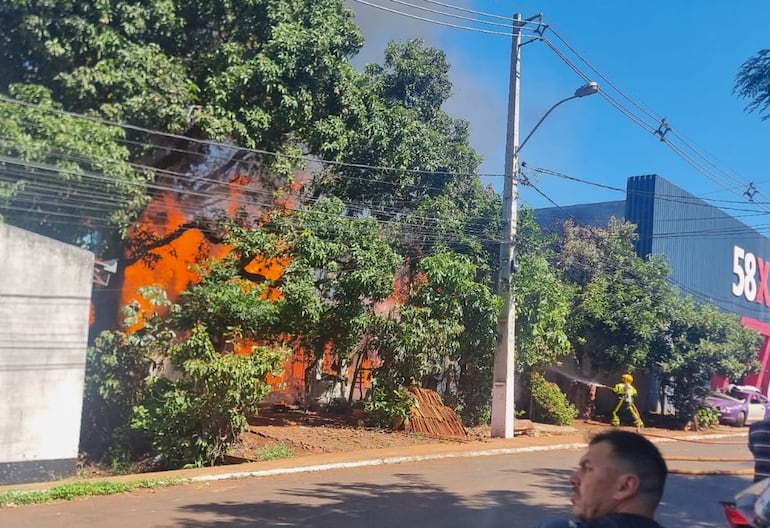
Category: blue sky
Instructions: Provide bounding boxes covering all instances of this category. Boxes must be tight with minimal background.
[348,0,770,232]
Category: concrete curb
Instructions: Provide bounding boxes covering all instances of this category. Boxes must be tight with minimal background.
[192,430,749,483]
[194,442,591,482]
[0,428,750,493]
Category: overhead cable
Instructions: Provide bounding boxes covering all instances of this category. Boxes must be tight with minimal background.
[381,0,513,29]
[419,0,516,21]
[0,95,504,179]
[542,26,762,211]
[349,0,532,37]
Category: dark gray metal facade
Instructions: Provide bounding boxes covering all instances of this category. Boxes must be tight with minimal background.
[626,175,770,324]
[534,200,626,234]
[536,174,770,324]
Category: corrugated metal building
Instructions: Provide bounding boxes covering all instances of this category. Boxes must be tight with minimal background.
[536,174,770,398]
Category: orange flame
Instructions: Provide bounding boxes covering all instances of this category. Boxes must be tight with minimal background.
[113,169,390,403]
[120,192,232,332]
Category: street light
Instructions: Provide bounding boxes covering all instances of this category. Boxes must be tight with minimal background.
[490,76,599,439]
[517,82,599,155]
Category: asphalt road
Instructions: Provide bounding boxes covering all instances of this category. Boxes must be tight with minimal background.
[0,438,753,527]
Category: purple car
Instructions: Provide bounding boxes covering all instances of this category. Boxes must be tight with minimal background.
[704,384,770,427]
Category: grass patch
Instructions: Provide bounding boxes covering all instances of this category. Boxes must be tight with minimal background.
[0,478,187,508]
[255,442,295,461]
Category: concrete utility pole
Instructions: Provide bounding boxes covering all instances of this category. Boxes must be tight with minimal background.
[490,13,523,439]
[489,12,598,438]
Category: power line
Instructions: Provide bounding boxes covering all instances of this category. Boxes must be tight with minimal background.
[0,161,502,249]
[521,187,770,309]
[4,14,767,245]
[380,0,513,29]
[546,26,660,124]
[520,173,758,242]
[541,26,764,212]
[0,147,501,240]
[348,0,534,37]
[524,164,770,223]
[6,135,769,246]
[0,95,504,180]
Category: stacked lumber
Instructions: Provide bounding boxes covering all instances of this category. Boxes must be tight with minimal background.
[403,386,468,439]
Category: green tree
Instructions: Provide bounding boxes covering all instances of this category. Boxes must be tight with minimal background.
[310,39,482,214]
[0,0,367,249]
[555,218,672,375]
[734,49,770,120]
[81,307,161,462]
[0,84,150,249]
[215,197,403,404]
[652,295,762,422]
[131,324,286,468]
[553,217,762,421]
[83,288,286,468]
[0,0,363,149]
[513,209,573,374]
[311,38,499,316]
[395,177,501,280]
[2,0,505,436]
[369,250,500,425]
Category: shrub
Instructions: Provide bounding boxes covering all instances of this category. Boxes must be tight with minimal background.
[80,305,168,461]
[84,288,287,470]
[364,386,416,429]
[530,373,578,426]
[131,325,286,468]
[695,405,721,429]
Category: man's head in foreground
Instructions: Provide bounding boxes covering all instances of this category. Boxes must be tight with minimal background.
[570,430,667,521]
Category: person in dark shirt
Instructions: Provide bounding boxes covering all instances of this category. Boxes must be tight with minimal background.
[749,419,770,482]
[537,430,667,527]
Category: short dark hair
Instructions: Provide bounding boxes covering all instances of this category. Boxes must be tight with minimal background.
[590,430,667,505]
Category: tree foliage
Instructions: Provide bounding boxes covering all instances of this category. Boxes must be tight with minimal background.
[513,209,573,374]
[0,83,150,249]
[555,219,672,374]
[0,0,363,148]
[530,372,578,426]
[652,295,762,421]
[197,196,402,406]
[735,49,770,120]
[369,250,500,425]
[132,324,286,468]
[83,289,286,468]
[551,217,762,422]
[310,39,482,214]
[0,0,367,244]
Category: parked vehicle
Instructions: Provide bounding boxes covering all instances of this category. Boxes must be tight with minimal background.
[722,478,770,527]
[704,384,770,427]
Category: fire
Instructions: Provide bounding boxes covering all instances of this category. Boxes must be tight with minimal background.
[120,191,232,332]
[113,169,385,404]
[116,176,313,397]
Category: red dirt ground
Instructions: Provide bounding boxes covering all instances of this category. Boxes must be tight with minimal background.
[225,407,699,463]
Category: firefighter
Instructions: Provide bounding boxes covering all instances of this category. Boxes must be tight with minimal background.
[612,373,644,431]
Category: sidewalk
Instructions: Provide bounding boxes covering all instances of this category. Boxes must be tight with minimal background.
[0,424,748,494]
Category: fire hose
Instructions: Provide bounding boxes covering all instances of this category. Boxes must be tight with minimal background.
[664,455,754,475]
[581,404,754,474]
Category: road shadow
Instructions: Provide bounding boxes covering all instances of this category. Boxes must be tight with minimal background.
[501,466,752,527]
[658,474,752,527]
[164,473,572,528]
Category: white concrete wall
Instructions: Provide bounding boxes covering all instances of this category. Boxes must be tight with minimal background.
[0,224,94,484]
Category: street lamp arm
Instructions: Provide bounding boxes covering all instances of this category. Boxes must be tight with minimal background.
[515,94,578,155]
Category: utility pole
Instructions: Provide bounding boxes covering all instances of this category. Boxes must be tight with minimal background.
[491,13,523,438]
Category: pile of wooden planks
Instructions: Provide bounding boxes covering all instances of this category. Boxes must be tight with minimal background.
[403,386,468,439]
